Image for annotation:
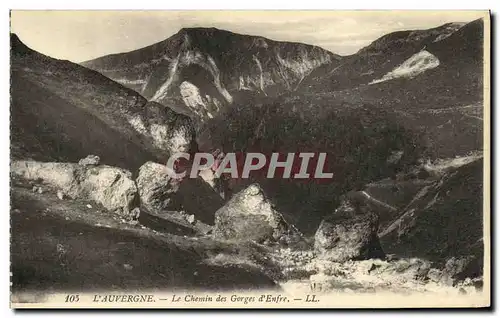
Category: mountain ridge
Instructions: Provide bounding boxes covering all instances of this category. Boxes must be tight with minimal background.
[82,27,339,121]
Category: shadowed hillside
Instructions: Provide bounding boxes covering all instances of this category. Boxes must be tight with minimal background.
[11,34,195,171]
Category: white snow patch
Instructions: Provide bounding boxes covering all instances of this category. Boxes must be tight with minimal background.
[370,50,440,84]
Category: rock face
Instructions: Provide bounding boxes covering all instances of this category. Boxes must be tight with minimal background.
[11,160,138,218]
[82,27,338,121]
[214,184,290,242]
[129,101,196,155]
[136,161,179,212]
[314,199,385,262]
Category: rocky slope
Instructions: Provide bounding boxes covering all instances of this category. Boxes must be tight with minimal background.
[11,34,195,171]
[82,27,339,121]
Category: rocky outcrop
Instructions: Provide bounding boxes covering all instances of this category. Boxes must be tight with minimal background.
[136,161,179,212]
[314,199,385,262]
[129,101,196,155]
[10,159,138,218]
[213,184,291,243]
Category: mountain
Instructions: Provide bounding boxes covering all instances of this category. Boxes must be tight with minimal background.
[303,21,467,89]
[82,27,339,121]
[10,34,195,171]
[300,19,484,158]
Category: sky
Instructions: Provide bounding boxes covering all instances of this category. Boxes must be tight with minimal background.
[10,10,486,63]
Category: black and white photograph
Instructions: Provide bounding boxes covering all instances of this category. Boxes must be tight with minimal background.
[8,10,490,308]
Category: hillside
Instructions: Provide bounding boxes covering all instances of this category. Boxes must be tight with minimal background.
[11,34,195,171]
[300,19,484,158]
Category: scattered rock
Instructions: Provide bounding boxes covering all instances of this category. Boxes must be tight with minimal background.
[123,264,133,271]
[37,187,43,194]
[314,203,385,262]
[187,214,195,224]
[86,204,92,209]
[78,155,100,166]
[214,183,291,243]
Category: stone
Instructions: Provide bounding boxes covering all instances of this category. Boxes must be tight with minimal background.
[314,206,385,262]
[136,162,179,212]
[213,183,290,243]
[187,214,195,224]
[78,155,100,166]
[11,160,139,218]
[80,165,138,217]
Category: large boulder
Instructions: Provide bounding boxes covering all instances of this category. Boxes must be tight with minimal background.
[136,162,180,212]
[78,165,138,217]
[10,160,138,218]
[135,161,224,226]
[314,199,385,262]
[214,183,291,242]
